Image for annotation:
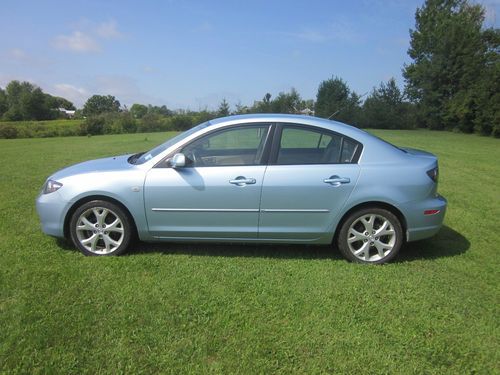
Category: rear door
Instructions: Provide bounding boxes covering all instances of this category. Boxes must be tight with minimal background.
[258,124,361,241]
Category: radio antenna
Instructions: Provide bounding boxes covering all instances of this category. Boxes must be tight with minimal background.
[327,91,368,120]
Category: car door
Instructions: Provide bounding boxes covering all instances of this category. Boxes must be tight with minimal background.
[144,124,272,239]
[258,124,361,241]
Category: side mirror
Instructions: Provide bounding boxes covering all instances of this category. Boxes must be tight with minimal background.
[170,153,186,168]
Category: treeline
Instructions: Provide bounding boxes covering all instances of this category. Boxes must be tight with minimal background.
[76,78,414,137]
[0,76,417,139]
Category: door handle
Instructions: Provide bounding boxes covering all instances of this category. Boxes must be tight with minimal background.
[229,176,256,186]
[324,175,350,186]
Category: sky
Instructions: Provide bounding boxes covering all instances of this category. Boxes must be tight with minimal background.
[1,0,498,110]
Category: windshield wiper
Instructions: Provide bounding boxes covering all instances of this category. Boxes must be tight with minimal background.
[128,152,145,164]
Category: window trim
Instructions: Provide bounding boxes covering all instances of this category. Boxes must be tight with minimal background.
[269,123,363,165]
[155,123,275,168]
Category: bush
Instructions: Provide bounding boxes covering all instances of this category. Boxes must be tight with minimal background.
[119,113,137,133]
[170,115,193,131]
[80,112,138,135]
[492,121,500,138]
[193,111,216,124]
[138,113,168,132]
[0,125,18,139]
[81,116,105,135]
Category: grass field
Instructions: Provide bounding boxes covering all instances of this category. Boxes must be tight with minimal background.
[0,129,499,374]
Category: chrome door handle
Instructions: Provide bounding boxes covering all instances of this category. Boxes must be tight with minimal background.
[324,175,350,186]
[229,176,256,186]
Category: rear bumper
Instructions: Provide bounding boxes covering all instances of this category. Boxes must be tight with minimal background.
[401,195,447,242]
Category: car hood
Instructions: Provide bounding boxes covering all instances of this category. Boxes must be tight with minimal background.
[50,154,134,180]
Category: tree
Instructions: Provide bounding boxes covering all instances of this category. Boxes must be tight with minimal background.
[3,80,54,121]
[250,89,308,114]
[82,95,120,117]
[403,0,488,132]
[234,101,249,114]
[473,28,500,137]
[253,93,273,113]
[46,95,75,110]
[130,103,148,119]
[0,88,8,118]
[315,77,361,125]
[270,88,302,114]
[361,78,415,129]
[217,98,230,117]
[148,105,171,116]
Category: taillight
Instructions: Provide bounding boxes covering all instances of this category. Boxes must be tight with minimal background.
[424,209,440,215]
[427,167,438,183]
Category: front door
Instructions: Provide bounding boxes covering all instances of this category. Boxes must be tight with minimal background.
[144,124,271,239]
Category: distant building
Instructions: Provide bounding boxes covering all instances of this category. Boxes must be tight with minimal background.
[299,108,314,116]
[58,108,76,118]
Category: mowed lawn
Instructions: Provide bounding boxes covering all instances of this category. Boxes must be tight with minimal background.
[0,129,499,374]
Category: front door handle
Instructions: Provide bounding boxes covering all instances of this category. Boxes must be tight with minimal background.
[229,176,256,186]
[324,175,350,186]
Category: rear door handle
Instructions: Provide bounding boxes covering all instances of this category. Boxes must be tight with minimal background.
[229,176,256,186]
[324,175,350,186]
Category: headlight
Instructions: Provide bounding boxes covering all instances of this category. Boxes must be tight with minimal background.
[43,179,63,194]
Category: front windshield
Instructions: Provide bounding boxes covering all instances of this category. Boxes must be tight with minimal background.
[134,121,210,164]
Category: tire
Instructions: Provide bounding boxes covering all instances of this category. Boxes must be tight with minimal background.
[337,207,403,264]
[69,200,132,256]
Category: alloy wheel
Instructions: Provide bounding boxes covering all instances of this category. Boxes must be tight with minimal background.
[75,207,125,254]
[347,214,396,262]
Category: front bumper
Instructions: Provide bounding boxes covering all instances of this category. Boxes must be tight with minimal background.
[35,191,70,238]
[402,195,448,242]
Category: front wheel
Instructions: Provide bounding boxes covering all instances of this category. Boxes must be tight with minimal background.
[337,208,403,264]
[69,200,132,256]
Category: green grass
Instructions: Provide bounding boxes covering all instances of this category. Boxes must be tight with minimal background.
[0,130,499,374]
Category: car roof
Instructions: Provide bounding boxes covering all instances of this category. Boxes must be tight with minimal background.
[208,114,370,140]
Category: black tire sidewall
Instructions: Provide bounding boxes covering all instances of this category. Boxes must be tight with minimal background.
[69,200,131,256]
[337,207,403,264]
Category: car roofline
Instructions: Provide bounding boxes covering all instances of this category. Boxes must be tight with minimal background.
[208,114,375,142]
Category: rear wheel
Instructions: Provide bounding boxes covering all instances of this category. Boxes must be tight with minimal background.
[69,200,132,256]
[337,207,403,264]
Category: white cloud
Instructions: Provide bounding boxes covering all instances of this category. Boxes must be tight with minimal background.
[89,75,164,107]
[53,31,100,53]
[277,21,362,44]
[7,48,28,60]
[0,74,34,88]
[3,48,53,67]
[96,20,122,39]
[294,30,329,43]
[52,19,123,53]
[52,83,88,106]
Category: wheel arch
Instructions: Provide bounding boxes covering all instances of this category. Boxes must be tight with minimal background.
[333,201,408,244]
[64,195,138,240]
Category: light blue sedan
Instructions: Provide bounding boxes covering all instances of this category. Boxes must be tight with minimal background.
[36,114,447,263]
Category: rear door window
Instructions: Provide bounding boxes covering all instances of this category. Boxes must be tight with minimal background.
[276,125,359,164]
